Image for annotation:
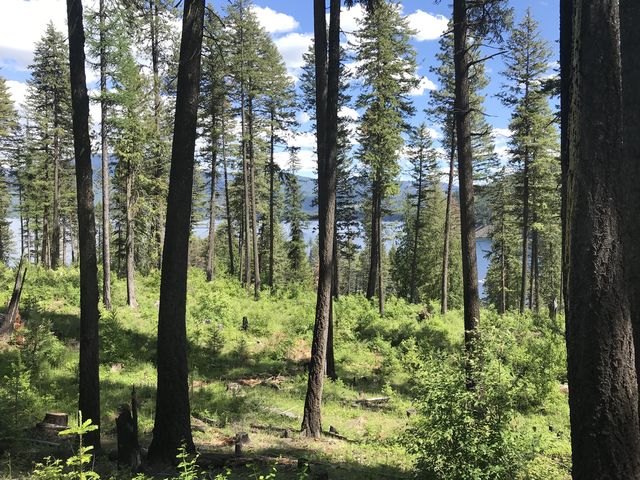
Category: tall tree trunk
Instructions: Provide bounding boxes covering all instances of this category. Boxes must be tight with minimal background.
[620,0,640,402]
[66,0,101,449]
[149,0,164,271]
[100,0,111,309]
[529,227,538,311]
[453,0,481,371]
[222,110,235,275]
[147,0,204,463]
[410,158,423,304]
[240,103,250,287]
[565,0,640,476]
[51,143,61,269]
[125,166,137,308]
[377,211,384,316]
[366,183,380,300]
[41,210,50,268]
[248,97,260,300]
[519,158,530,313]
[302,0,338,439]
[500,232,506,314]
[269,110,275,289]
[206,145,216,282]
[441,124,455,315]
[560,0,571,316]
[326,228,338,380]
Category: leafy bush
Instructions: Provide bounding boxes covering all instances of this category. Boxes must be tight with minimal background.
[404,353,526,480]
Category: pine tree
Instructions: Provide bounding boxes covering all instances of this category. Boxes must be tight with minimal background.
[499,9,556,313]
[148,0,204,463]
[0,74,18,263]
[86,0,124,309]
[66,0,102,449]
[283,147,309,282]
[354,0,418,315]
[25,23,75,269]
[452,0,510,381]
[111,45,152,308]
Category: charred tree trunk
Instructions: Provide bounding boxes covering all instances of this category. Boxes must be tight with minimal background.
[620,0,640,403]
[147,0,204,463]
[565,0,640,476]
[100,0,111,309]
[560,0,571,316]
[302,0,338,439]
[67,0,102,449]
[453,0,481,372]
[440,125,455,315]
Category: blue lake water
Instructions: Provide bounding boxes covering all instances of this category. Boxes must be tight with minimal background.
[8,217,492,298]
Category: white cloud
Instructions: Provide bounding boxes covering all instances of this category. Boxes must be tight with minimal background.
[274,148,316,172]
[274,32,313,79]
[6,80,27,109]
[251,6,299,34]
[492,128,512,140]
[297,111,311,124]
[0,0,67,69]
[287,131,316,150]
[340,4,366,34]
[410,76,437,96]
[406,10,449,41]
[339,106,359,121]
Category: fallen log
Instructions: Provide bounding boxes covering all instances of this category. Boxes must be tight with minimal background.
[353,397,390,409]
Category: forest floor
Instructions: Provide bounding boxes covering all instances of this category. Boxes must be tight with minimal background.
[0,266,571,479]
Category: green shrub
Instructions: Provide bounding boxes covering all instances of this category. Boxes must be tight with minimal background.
[404,353,526,480]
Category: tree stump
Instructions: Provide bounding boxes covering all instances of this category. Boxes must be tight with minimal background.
[116,387,141,472]
[37,412,69,431]
[234,431,250,456]
[242,316,249,331]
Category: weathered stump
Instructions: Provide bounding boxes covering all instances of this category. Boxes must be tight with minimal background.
[116,387,141,472]
[234,431,250,456]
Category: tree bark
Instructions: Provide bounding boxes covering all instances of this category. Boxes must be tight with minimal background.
[565,0,640,476]
[147,0,204,463]
[441,124,455,315]
[66,0,101,449]
[269,109,275,289]
[206,117,217,282]
[559,0,571,315]
[453,0,481,369]
[620,0,640,403]
[410,153,423,304]
[302,0,338,439]
[519,158,529,313]
[222,109,235,276]
[366,182,380,300]
[125,164,137,308]
[248,97,260,300]
[100,0,111,309]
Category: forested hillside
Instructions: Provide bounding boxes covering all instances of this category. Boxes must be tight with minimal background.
[1,0,637,478]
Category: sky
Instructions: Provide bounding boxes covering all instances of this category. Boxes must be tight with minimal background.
[0,0,560,176]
